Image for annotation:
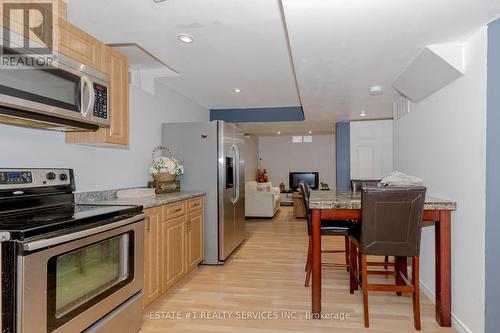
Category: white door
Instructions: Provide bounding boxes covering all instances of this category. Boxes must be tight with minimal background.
[350,120,393,179]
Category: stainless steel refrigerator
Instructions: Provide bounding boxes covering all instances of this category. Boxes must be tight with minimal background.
[162,121,245,264]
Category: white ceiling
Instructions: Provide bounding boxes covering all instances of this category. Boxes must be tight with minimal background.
[67,0,500,134]
[281,0,500,122]
[238,120,335,136]
[67,0,300,110]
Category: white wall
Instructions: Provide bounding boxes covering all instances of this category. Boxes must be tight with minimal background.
[244,134,259,182]
[394,27,487,333]
[350,119,393,179]
[0,81,209,192]
[258,135,335,188]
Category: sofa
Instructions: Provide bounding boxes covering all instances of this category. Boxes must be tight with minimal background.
[245,181,281,218]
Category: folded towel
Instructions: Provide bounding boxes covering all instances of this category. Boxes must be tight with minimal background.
[380,171,424,187]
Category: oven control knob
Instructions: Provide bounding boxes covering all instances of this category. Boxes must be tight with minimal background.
[46,172,56,181]
[59,174,68,181]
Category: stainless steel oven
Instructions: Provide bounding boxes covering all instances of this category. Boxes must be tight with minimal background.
[0,30,110,131]
[17,214,145,333]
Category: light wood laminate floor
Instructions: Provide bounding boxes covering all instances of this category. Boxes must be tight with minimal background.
[140,207,456,333]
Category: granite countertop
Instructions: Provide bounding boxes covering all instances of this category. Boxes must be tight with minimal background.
[76,189,205,209]
[309,191,457,211]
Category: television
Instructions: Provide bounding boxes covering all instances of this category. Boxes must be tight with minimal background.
[289,172,319,190]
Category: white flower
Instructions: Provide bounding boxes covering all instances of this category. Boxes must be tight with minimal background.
[165,160,175,170]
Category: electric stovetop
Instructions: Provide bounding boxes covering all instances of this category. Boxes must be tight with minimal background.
[0,203,143,241]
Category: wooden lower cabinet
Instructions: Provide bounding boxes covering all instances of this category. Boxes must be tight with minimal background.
[143,207,162,307]
[161,215,187,292]
[143,197,204,308]
[186,210,204,271]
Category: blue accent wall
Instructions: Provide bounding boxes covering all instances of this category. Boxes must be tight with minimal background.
[335,122,350,191]
[486,18,500,333]
[210,106,304,122]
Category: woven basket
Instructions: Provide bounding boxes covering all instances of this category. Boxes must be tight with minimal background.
[151,145,177,182]
[153,172,176,182]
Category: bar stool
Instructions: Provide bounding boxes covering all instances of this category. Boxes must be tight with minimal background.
[348,186,426,330]
[300,181,355,287]
[350,179,390,268]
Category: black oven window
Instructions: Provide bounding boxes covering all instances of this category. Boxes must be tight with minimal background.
[46,232,134,332]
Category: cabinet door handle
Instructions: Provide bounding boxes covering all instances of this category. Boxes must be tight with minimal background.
[146,217,151,231]
[174,207,182,213]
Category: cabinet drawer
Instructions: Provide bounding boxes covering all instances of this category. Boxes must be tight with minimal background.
[187,197,204,213]
[162,201,187,220]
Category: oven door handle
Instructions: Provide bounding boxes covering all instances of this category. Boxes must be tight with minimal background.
[22,213,146,252]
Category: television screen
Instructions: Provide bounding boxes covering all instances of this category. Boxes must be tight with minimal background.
[289,172,319,190]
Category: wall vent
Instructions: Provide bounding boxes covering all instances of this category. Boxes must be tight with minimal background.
[393,94,411,120]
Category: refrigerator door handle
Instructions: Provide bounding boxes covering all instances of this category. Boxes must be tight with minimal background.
[231,144,240,204]
[235,144,240,203]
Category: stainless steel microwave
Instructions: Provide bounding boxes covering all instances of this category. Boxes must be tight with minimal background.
[0,41,110,132]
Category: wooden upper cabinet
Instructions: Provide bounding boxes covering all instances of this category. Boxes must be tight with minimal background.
[1,0,67,43]
[103,47,129,145]
[58,19,104,71]
[59,0,67,20]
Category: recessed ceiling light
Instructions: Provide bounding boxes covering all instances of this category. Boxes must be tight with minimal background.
[277,131,281,135]
[369,86,383,96]
[177,34,194,43]
[233,88,241,93]
[308,130,312,134]
[360,110,367,117]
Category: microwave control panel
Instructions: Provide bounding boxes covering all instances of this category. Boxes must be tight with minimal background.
[93,83,108,120]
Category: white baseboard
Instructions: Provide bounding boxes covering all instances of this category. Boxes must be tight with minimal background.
[408,268,473,333]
